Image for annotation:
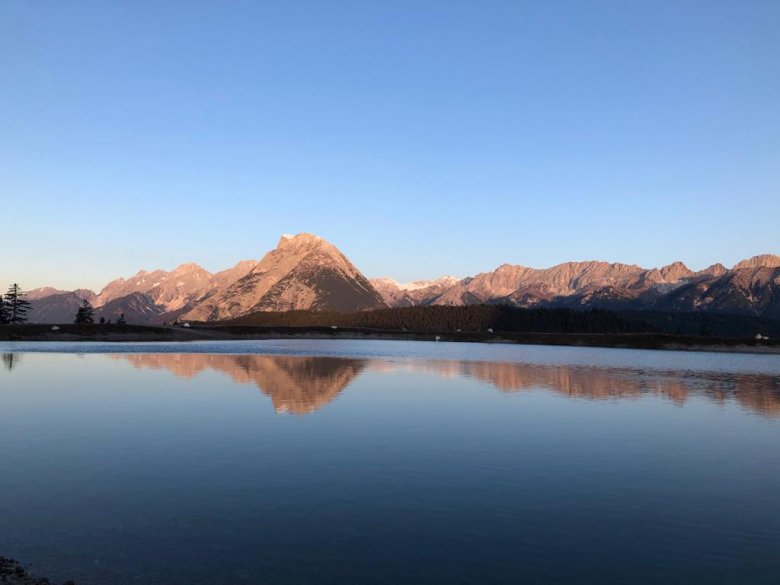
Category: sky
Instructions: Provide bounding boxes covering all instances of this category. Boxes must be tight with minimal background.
[1,0,778,291]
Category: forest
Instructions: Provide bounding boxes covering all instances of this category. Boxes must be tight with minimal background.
[218,304,780,338]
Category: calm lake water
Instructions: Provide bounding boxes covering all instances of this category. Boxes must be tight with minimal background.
[1,340,779,584]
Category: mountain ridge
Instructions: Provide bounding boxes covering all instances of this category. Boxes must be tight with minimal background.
[22,235,780,323]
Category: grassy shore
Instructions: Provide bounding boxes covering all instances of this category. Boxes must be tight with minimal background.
[1,323,778,354]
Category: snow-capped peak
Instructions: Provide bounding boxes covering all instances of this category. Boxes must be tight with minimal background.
[396,276,459,291]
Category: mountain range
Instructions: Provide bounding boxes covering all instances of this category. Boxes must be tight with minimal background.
[23,233,780,323]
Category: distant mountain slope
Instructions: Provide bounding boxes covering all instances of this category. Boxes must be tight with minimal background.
[182,233,386,321]
[374,256,780,319]
[21,240,780,324]
[432,261,690,308]
[95,292,165,323]
[371,276,459,307]
[95,260,255,313]
[27,291,91,324]
[27,259,257,324]
[653,265,780,318]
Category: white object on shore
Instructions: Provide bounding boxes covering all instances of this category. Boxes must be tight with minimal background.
[51,325,60,331]
[487,328,494,333]
[435,336,441,342]
[183,322,191,328]
[331,325,338,329]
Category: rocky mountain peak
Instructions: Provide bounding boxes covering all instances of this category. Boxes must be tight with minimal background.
[733,254,780,270]
[396,276,460,291]
[181,233,385,321]
[658,261,693,281]
[277,232,324,249]
[172,262,208,274]
[370,275,462,307]
[26,286,68,301]
[699,263,728,278]
[24,239,780,323]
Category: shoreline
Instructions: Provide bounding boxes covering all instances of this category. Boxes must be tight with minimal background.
[1,324,778,355]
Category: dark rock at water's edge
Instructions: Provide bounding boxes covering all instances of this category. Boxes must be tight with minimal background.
[0,557,75,585]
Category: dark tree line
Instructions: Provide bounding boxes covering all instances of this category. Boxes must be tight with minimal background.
[1,283,32,324]
[222,304,780,338]
[223,305,655,334]
[73,298,126,325]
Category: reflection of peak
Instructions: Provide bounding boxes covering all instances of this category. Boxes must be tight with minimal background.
[116,353,780,418]
[118,354,366,415]
[231,355,366,414]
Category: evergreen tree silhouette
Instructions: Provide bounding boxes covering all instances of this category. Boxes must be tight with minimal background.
[0,296,9,324]
[74,298,96,324]
[3,284,32,324]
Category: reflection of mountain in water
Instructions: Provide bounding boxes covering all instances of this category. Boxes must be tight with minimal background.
[115,354,780,417]
[387,360,780,417]
[119,354,366,414]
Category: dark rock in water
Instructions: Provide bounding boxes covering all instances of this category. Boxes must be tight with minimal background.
[0,557,75,585]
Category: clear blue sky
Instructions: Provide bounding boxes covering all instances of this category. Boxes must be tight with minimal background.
[1,0,778,291]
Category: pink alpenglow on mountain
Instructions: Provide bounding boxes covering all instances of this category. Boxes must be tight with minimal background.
[181,233,386,321]
[22,236,780,323]
[370,276,460,307]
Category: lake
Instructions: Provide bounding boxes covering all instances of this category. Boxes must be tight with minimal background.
[1,340,779,584]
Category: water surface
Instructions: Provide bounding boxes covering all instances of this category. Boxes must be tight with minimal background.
[1,341,779,584]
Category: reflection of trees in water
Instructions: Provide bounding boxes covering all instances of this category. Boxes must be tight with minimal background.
[2,353,19,371]
[115,353,780,417]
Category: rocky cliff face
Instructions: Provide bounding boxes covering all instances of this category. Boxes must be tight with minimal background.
[23,242,780,323]
[733,254,780,270]
[410,261,686,308]
[182,233,385,321]
[370,256,780,318]
[370,276,459,307]
[26,234,385,324]
[95,260,253,313]
[654,265,780,318]
[29,259,257,324]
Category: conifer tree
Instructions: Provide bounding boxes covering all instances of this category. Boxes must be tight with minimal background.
[0,296,9,324]
[74,298,96,324]
[116,313,127,325]
[4,284,32,324]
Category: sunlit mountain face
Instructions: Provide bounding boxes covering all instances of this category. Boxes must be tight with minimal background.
[24,234,780,325]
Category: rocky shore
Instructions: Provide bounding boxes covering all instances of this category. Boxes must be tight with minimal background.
[0,558,74,585]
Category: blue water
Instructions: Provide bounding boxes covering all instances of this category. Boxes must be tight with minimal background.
[1,340,779,584]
